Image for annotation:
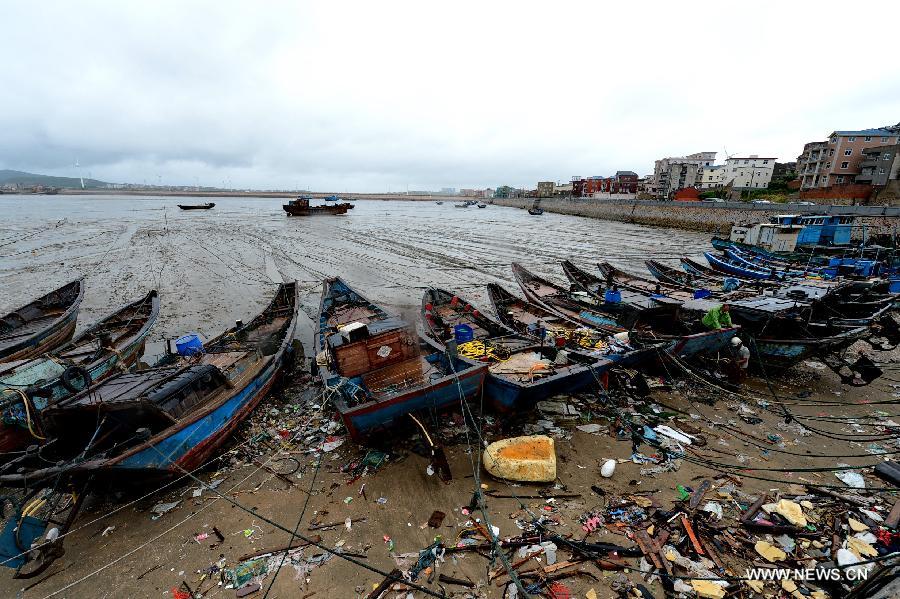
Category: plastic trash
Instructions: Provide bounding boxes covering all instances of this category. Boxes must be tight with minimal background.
[600,459,616,478]
[835,466,866,489]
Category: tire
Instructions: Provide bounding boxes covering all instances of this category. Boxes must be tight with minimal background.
[60,366,91,394]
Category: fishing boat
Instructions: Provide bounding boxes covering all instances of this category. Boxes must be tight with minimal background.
[0,284,296,578]
[316,278,487,441]
[485,283,657,368]
[646,260,759,292]
[0,279,84,362]
[514,263,739,360]
[177,202,215,210]
[597,261,724,303]
[2,282,297,481]
[422,287,612,412]
[723,295,872,371]
[0,290,160,454]
[560,260,683,321]
[528,198,543,215]
[703,251,788,280]
[724,248,817,278]
[283,196,349,216]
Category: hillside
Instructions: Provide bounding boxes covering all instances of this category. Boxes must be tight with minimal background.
[0,169,109,189]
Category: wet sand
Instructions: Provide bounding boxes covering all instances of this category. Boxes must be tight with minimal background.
[1,195,896,598]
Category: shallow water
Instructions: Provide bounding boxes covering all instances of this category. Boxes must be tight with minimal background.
[0,195,709,360]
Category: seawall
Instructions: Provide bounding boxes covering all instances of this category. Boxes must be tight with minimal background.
[493,198,899,235]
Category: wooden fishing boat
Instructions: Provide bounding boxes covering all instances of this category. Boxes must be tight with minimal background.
[316,278,486,441]
[0,284,296,579]
[0,290,160,453]
[0,279,84,362]
[485,283,657,368]
[725,296,871,370]
[422,287,612,412]
[177,202,215,210]
[283,196,349,216]
[724,248,816,278]
[514,263,739,360]
[5,282,298,479]
[704,251,787,280]
[646,259,770,292]
[560,260,682,322]
[597,261,714,303]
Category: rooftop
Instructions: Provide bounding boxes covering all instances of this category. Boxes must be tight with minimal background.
[831,129,897,137]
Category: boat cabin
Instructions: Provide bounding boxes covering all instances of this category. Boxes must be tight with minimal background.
[770,214,855,247]
[325,318,418,378]
[41,365,229,452]
[729,220,802,252]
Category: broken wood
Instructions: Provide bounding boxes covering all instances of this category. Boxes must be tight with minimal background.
[308,518,367,531]
[489,548,543,580]
[886,498,900,529]
[485,491,582,500]
[810,486,874,506]
[689,480,712,511]
[238,535,322,562]
[634,531,662,569]
[740,495,766,524]
[437,574,475,588]
[366,568,402,599]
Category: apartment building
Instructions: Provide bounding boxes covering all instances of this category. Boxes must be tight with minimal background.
[797,128,900,189]
[719,155,776,188]
[858,145,900,187]
[653,151,716,198]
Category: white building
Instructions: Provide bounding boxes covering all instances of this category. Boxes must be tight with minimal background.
[699,165,725,189]
[719,155,776,189]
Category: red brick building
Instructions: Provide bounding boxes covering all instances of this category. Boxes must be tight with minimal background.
[572,171,639,197]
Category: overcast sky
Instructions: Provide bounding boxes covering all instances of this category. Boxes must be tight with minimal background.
[2,1,898,191]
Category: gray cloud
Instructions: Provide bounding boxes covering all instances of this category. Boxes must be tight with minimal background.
[1,1,899,191]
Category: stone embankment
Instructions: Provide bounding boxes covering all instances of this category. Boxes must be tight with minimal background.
[493,197,899,235]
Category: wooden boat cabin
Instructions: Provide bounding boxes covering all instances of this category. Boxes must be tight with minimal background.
[324,318,419,381]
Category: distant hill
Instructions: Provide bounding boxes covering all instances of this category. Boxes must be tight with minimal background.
[0,169,109,189]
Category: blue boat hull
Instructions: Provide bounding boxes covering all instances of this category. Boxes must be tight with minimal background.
[667,326,740,359]
[486,357,612,412]
[704,252,775,280]
[336,355,487,441]
[111,350,289,474]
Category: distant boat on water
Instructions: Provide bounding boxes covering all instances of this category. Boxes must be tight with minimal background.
[283,196,349,216]
[177,202,215,210]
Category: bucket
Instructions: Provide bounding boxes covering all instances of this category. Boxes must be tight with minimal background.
[604,289,621,304]
[693,289,712,299]
[175,333,204,357]
[453,324,474,343]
